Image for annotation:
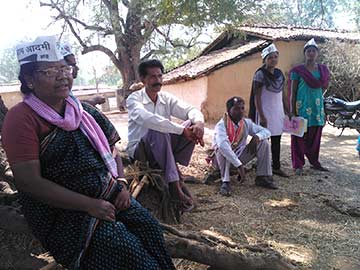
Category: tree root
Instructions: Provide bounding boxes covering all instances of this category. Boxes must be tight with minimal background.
[126,161,181,224]
[0,160,296,270]
[165,234,296,270]
[324,198,360,217]
[0,210,296,270]
[297,191,360,218]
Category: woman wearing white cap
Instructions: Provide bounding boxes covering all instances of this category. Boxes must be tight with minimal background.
[288,38,330,175]
[2,36,175,270]
[249,43,289,177]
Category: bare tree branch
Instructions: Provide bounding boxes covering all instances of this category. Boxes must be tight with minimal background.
[82,45,122,70]
[39,1,55,9]
[101,0,124,46]
[121,0,130,8]
[40,1,84,47]
[154,27,194,49]
[101,0,110,6]
[140,49,156,61]
[141,20,156,44]
[65,15,113,34]
[319,0,326,27]
[119,17,126,30]
[42,1,113,35]
[58,21,67,40]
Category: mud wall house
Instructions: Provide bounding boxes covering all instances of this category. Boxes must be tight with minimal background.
[159,25,360,122]
[0,83,23,109]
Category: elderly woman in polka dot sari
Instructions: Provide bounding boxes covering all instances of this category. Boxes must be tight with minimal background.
[288,38,330,175]
[2,36,175,270]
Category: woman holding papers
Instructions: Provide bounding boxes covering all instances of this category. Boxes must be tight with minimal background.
[289,38,330,175]
[249,44,289,177]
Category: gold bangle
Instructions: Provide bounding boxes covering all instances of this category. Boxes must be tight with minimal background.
[116,177,128,186]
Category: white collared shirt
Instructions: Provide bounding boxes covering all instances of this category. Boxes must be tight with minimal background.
[126,88,204,157]
[213,118,271,167]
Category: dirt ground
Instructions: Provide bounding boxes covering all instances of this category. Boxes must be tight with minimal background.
[1,112,359,270]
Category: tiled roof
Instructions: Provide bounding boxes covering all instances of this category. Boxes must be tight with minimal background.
[130,25,360,89]
[238,25,360,42]
[130,40,269,90]
[163,40,268,84]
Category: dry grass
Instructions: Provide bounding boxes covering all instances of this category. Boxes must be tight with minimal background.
[1,120,359,270]
[174,125,360,270]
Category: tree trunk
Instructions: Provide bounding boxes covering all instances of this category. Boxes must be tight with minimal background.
[165,235,296,270]
[0,155,296,269]
[104,0,144,110]
[116,38,142,110]
[324,198,360,217]
[117,56,138,110]
[0,210,296,270]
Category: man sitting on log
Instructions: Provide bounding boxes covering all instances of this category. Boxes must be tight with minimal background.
[212,96,278,196]
[126,59,204,211]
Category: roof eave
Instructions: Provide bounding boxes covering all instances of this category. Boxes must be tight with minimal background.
[164,40,270,85]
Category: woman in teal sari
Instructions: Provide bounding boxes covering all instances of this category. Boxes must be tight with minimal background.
[289,38,330,175]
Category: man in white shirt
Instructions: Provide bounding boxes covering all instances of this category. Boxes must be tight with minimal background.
[126,59,204,210]
[213,96,277,196]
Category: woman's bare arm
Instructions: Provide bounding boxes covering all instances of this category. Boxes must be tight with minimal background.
[283,88,290,116]
[291,80,299,116]
[254,82,267,127]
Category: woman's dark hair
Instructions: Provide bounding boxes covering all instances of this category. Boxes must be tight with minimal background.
[262,51,279,64]
[138,59,164,78]
[18,62,38,94]
[303,45,319,53]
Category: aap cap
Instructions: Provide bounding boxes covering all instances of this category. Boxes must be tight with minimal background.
[59,42,74,57]
[304,38,318,50]
[16,36,63,66]
[261,44,278,60]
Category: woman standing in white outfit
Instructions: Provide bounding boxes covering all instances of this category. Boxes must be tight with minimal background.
[249,44,289,177]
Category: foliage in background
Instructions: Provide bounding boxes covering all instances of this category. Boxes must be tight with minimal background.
[89,64,122,87]
[0,47,19,84]
[246,0,356,28]
[320,40,360,101]
[40,0,263,98]
[1,0,359,87]
[337,0,360,30]
[276,0,338,27]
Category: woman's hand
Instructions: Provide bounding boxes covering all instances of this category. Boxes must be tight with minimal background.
[114,184,131,211]
[87,199,116,222]
[286,112,294,119]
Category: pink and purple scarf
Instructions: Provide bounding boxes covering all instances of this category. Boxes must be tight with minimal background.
[24,93,118,178]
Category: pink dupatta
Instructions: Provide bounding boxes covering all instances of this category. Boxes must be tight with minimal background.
[24,93,118,178]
